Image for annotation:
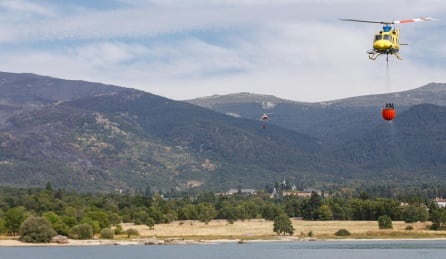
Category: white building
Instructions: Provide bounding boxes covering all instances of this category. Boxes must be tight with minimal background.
[434,198,446,208]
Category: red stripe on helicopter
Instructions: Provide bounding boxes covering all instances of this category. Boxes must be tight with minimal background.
[396,18,432,24]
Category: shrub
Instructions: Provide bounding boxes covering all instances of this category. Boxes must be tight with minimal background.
[405,225,414,231]
[20,216,57,243]
[335,229,351,236]
[100,228,115,239]
[114,224,123,235]
[126,228,139,238]
[81,218,100,234]
[378,215,393,229]
[69,224,93,240]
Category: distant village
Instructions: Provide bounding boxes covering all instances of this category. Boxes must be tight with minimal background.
[223,187,322,199]
[220,179,323,199]
[220,180,446,209]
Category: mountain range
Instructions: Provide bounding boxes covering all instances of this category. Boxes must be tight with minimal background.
[187,83,446,145]
[0,71,445,192]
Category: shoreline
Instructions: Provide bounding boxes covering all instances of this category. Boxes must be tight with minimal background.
[2,219,446,247]
[2,236,446,247]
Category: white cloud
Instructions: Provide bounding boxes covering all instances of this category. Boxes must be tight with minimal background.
[0,0,444,102]
[73,42,149,66]
[0,0,55,16]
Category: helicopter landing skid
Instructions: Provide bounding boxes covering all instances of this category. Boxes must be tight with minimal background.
[394,53,403,60]
[367,50,403,61]
[367,51,381,60]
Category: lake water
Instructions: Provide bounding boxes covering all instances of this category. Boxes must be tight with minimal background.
[0,240,445,259]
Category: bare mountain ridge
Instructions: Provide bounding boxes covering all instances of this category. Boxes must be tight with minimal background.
[0,72,130,106]
[188,83,446,108]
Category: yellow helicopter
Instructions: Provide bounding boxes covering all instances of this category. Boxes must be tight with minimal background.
[340,17,438,61]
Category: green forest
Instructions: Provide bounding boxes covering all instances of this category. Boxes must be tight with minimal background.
[2,183,446,243]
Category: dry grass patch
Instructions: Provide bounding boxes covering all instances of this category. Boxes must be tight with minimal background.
[122,219,276,239]
[121,220,446,240]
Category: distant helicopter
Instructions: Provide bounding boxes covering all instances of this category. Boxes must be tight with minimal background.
[261,113,269,129]
[340,17,438,61]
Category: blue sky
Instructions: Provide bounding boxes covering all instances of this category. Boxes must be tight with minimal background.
[0,0,444,102]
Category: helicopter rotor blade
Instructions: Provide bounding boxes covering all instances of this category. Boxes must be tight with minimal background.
[340,17,438,25]
[339,18,390,24]
[393,17,438,24]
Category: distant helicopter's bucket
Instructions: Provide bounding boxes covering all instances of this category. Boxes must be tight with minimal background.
[382,107,396,121]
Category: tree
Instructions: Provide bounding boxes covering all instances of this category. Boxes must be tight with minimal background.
[273,213,294,236]
[430,208,446,230]
[262,203,282,221]
[85,210,110,229]
[108,213,122,225]
[217,201,237,223]
[4,207,27,236]
[45,182,53,192]
[114,224,123,235]
[284,198,302,218]
[359,191,369,200]
[402,204,429,223]
[328,198,349,220]
[378,215,393,229]
[43,211,70,236]
[240,201,260,219]
[133,209,149,225]
[146,217,155,230]
[0,218,6,234]
[81,217,101,234]
[302,192,322,220]
[20,216,57,243]
[179,204,198,220]
[69,224,93,239]
[317,205,333,220]
[197,203,217,224]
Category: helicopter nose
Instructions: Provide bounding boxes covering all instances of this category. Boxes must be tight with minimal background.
[373,40,392,50]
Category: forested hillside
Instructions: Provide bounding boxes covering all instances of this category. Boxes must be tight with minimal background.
[0,72,445,193]
[0,72,349,192]
[335,104,446,182]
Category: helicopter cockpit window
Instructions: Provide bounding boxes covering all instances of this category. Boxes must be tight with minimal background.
[383,35,392,41]
[374,35,383,41]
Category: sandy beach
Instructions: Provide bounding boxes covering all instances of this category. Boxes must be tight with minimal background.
[1,219,446,246]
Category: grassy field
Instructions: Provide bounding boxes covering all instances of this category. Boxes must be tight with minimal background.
[121,219,446,241]
[2,219,446,246]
